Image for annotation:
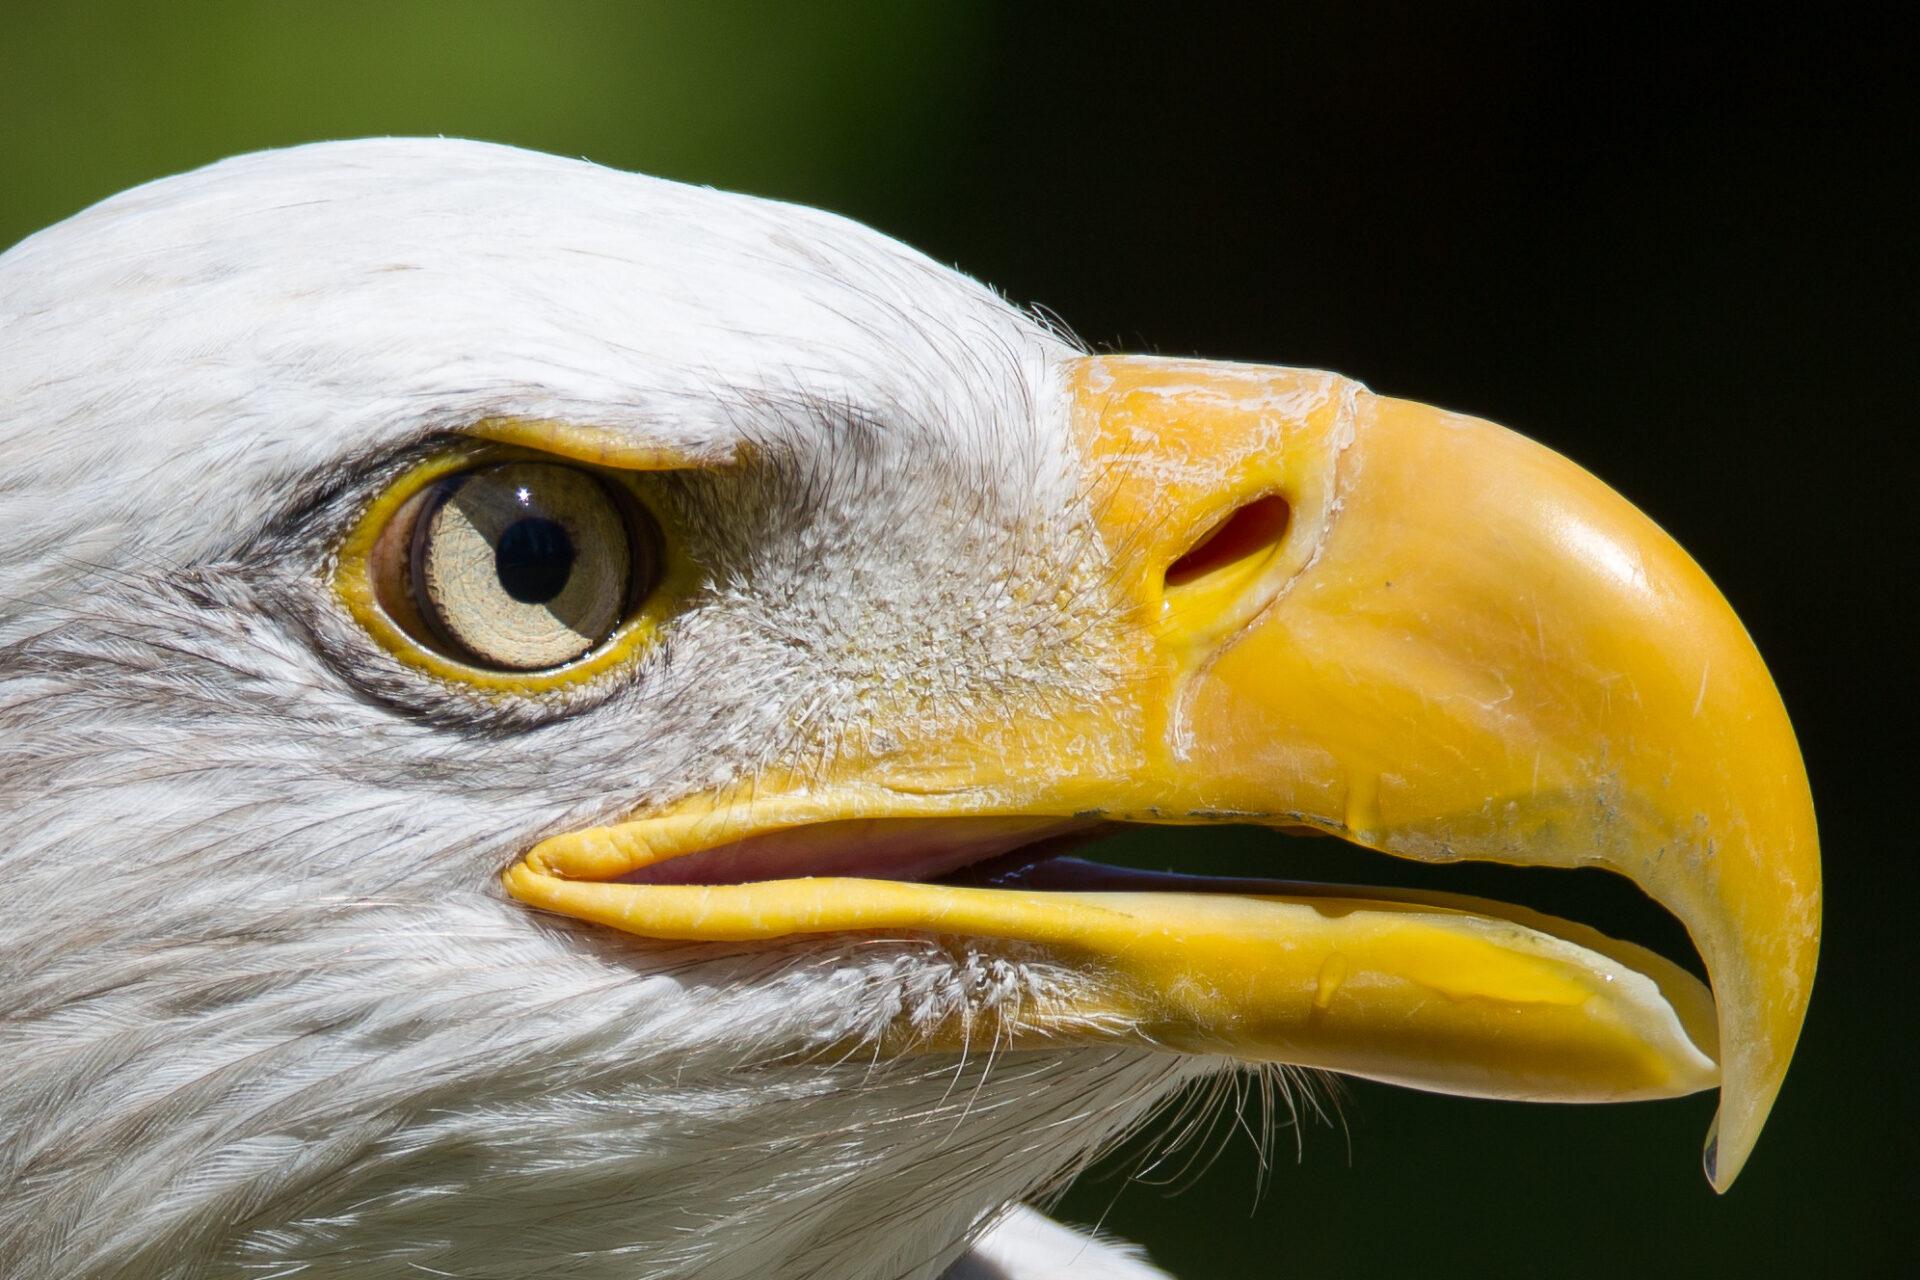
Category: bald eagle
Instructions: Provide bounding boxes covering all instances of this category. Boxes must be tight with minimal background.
[0,140,1818,1279]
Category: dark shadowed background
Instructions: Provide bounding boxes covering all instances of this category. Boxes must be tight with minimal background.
[4,5,1909,1276]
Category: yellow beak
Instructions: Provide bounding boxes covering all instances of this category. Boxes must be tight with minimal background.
[506,355,1818,1190]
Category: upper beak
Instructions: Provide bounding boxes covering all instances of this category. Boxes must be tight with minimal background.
[507,355,1819,1191]
[1066,357,1819,1190]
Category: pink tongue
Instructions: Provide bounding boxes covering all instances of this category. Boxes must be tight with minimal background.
[611,816,1091,886]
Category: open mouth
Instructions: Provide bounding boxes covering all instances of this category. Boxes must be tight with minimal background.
[573,811,1701,977]
[506,811,1723,1111]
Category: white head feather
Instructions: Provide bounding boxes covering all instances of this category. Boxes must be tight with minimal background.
[0,140,1211,1278]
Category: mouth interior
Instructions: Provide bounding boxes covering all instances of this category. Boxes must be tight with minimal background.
[607,817,1704,979]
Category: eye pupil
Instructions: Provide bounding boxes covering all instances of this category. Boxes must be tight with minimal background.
[494,516,576,604]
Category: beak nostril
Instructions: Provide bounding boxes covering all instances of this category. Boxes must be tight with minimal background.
[1164,494,1291,589]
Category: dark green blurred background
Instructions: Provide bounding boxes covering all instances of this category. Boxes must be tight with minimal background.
[5,5,1907,1277]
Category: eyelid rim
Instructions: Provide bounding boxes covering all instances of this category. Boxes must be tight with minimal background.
[332,437,700,695]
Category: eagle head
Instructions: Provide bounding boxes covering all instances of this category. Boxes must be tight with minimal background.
[0,139,1818,1278]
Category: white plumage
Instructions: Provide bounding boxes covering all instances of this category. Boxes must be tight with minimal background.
[0,140,1203,1277]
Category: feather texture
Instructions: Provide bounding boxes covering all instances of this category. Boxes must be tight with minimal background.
[0,140,1227,1277]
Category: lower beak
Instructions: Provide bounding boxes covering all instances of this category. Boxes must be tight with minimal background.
[507,355,1819,1191]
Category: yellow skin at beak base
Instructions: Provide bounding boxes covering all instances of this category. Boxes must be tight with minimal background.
[504,356,1817,1189]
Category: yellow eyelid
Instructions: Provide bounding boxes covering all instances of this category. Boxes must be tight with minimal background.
[332,436,702,695]
[472,418,741,470]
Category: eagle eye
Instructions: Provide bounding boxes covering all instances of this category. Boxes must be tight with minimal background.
[334,445,687,692]
[395,462,658,670]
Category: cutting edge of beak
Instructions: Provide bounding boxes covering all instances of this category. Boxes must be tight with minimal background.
[504,355,1818,1191]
